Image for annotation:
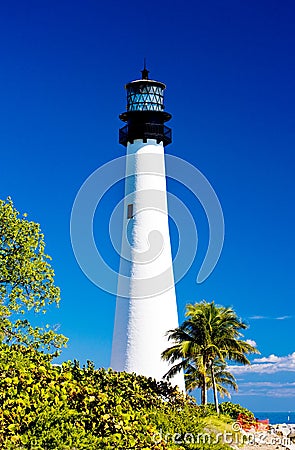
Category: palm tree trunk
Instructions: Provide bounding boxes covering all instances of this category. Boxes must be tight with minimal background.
[211,362,219,414]
[201,369,207,405]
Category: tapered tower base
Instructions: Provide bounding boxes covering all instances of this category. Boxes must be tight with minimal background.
[111,139,185,391]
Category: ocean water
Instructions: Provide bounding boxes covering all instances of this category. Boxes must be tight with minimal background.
[254,411,295,425]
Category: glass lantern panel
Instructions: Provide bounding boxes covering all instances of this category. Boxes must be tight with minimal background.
[127,85,164,111]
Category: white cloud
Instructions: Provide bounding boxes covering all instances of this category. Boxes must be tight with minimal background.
[240,381,295,388]
[236,388,295,398]
[253,354,281,363]
[233,381,295,398]
[245,339,257,347]
[229,354,295,399]
[229,352,295,375]
[249,315,268,320]
[248,315,292,320]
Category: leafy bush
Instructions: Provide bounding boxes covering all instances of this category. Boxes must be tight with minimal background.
[195,402,254,421]
[194,403,217,417]
[219,401,254,420]
[0,344,234,449]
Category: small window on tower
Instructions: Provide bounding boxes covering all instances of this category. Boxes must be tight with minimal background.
[127,204,134,219]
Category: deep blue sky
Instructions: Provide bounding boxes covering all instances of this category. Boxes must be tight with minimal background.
[0,0,294,412]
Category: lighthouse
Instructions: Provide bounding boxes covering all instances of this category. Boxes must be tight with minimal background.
[111,66,185,391]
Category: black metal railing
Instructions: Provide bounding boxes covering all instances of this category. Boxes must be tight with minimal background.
[119,123,172,147]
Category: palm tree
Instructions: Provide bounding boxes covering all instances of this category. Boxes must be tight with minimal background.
[185,357,238,401]
[161,320,210,404]
[162,300,259,413]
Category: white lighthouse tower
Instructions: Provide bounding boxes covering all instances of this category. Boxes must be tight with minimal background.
[111,66,185,391]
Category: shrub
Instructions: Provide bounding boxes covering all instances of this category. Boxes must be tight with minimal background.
[219,401,254,420]
[0,344,234,449]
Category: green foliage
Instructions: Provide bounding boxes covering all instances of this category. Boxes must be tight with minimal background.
[0,198,67,353]
[196,402,254,421]
[195,403,217,417]
[219,401,255,420]
[0,343,234,449]
[149,404,231,450]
